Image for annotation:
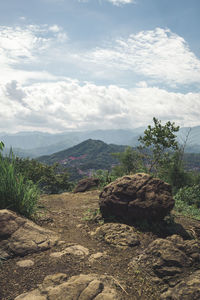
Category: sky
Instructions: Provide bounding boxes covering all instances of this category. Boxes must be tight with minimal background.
[0,0,200,133]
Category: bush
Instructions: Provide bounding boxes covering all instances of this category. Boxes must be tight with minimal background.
[112,146,146,176]
[174,185,200,208]
[93,169,118,188]
[174,197,200,220]
[14,157,73,194]
[0,153,40,218]
[159,150,192,193]
[174,185,200,220]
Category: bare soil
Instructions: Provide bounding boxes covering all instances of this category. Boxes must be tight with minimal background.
[1,190,200,300]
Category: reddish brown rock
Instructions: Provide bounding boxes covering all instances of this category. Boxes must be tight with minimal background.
[99,173,174,222]
[74,178,99,193]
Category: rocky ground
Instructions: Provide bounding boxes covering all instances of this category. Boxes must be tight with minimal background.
[1,190,200,300]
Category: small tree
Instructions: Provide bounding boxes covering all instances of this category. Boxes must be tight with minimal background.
[112,146,145,175]
[138,117,180,175]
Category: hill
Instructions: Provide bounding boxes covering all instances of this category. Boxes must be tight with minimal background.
[2,126,200,158]
[37,139,126,179]
[37,138,200,179]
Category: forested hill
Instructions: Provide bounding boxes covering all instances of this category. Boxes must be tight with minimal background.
[37,139,126,179]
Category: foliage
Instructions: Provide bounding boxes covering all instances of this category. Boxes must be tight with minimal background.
[92,169,118,188]
[174,185,200,208]
[111,118,183,187]
[82,208,103,224]
[0,145,39,218]
[158,149,192,193]
[0,141,4,151]
[112,146,146,175]
[110,164,127,178]
[174,197,200,220]
[14,157,73,194]
[138,117,180,174]
[173,185,200,220]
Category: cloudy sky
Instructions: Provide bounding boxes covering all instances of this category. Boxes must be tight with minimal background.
[0,0,200,133]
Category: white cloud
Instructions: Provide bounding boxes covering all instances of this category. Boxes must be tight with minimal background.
[0,78,200,133]
[0,24,67,84]
[0,24,200,133]
[0,25,52,72]
[78,0,135,5]
[106,0,135,6]
[49,24,62,33]
[19,16,26,21]
[87,28,200,87]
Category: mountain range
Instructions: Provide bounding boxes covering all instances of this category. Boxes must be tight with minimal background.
[1,126,200,158]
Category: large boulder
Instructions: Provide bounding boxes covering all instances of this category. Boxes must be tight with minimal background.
[99,173,174,222]
[74,178,100,193]
[15,273,122,300]
[0,209,59,258]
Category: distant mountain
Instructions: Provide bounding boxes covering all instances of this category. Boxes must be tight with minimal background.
[0,131,80,151]
[37,139,127,180]
[1,126,200,158]
[0,129,141,157]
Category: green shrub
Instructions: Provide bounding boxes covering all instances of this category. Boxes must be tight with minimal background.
[93,169,118,188]
[174,197,200,220]
[174,185,200,208]
[112,146,146,175]
[174,185,200,220]
[14,157,73,194]
[0,149,39,218]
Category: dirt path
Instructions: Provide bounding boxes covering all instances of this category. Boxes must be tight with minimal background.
[1,190,198,300]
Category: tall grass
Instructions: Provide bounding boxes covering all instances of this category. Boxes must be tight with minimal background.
[0,152,40,218]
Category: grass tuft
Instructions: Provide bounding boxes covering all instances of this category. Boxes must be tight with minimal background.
[0,153,40,218]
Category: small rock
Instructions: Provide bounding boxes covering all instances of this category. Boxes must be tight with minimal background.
[16,259,34,267]
[50,251,66,258]
[76,224,84,228]
[64,244,89,257]
[89,252,107,263]
[74,178,99,193]
[92,223,140,248]
[50,244,89,259]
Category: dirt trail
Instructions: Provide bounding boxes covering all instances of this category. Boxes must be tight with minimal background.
[1,190,198,300]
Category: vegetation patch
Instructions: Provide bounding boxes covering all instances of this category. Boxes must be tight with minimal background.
[0,149,40,218]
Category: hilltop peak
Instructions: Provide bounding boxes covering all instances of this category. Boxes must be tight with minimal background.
[38,139,127,180]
